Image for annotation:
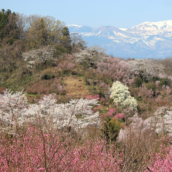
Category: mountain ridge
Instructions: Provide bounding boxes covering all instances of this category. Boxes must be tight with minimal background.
[68,20,172,58]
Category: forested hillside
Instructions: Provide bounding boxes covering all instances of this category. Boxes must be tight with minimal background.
[1,9,172,171]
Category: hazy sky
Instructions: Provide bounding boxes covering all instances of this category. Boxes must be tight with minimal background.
[1,0,172,28]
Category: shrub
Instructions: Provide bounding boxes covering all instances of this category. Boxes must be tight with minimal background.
[55,45,67,55]
[160,78,171,87]
[129,87,139,98]
[106,108,116,117]
[19,66,32,79]
[101,116,121,142]
[152,76,160,82]
[33,61,46,72]
[110,81,138,110]
[139,84,154,99]
[40,68,56,80]
[146,81,156,92]
[84,68,96,84]
[134,77,143,87]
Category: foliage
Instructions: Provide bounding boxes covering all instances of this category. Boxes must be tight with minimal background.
[55,44,67,55]
[146,81,156,92]
[60,26,72,53]
[101,116,121,142]
[40,68,56,80]
[0,9,20,46]
[160,78,171,87]
[26,16,65,49]
[134,77,143,87]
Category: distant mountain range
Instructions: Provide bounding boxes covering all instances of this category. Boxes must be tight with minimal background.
[68,20,172,59]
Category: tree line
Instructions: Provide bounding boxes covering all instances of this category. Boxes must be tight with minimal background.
[0,8,86,73]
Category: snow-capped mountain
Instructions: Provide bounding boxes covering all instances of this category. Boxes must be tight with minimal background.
[68,20,172,59]
[131,20,172,32]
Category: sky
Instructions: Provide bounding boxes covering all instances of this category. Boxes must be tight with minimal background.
[1,0,172,28]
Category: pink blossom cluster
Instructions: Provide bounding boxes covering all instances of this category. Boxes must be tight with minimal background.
[58,61,75,71]
[0,126,123,171]
[114,113,125,119]
[96,57,128,83]
[155,80,160,87]
[65,54,74,61]
[139,84,154,98]
[107,108,116,117]
[86,94,100,100]
[146,145,172,171]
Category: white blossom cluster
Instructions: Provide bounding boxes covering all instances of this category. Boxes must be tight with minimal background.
[73,47,105,66]
[118,107,172,143]
[0,90,101,131]
[117,113,155,143]
[0,90,28,125]
[110,81,138,110]
[127,59,165,80]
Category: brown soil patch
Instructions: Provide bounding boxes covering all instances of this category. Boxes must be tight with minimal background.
[64,76,90,98]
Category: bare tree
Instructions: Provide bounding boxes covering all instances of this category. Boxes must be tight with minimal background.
[70,33,87,53]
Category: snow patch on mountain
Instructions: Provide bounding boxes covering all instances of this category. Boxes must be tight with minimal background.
[119,28,128,31]
[68,20,172,58]
[131,20,172,31]
[67,24,83,27]
[113,31,128,38]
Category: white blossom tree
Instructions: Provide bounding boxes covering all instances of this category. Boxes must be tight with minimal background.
[110,81,138,110]
[0,90,101,132]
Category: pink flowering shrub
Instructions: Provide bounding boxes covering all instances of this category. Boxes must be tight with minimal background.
[107,108,116,117]
[0,125,123,171]
[54,54,76,76]
[85,94,100,100]
[146,141,172,171]
[139,84,154,98]
[57,60,75,75]
[114,113,125,119]
[96,57,128,84]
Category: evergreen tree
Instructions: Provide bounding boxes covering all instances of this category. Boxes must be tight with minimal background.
[60,26,72,53]
[27,18,48,48]
[38,18,48,46]
[0,9,19,45]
